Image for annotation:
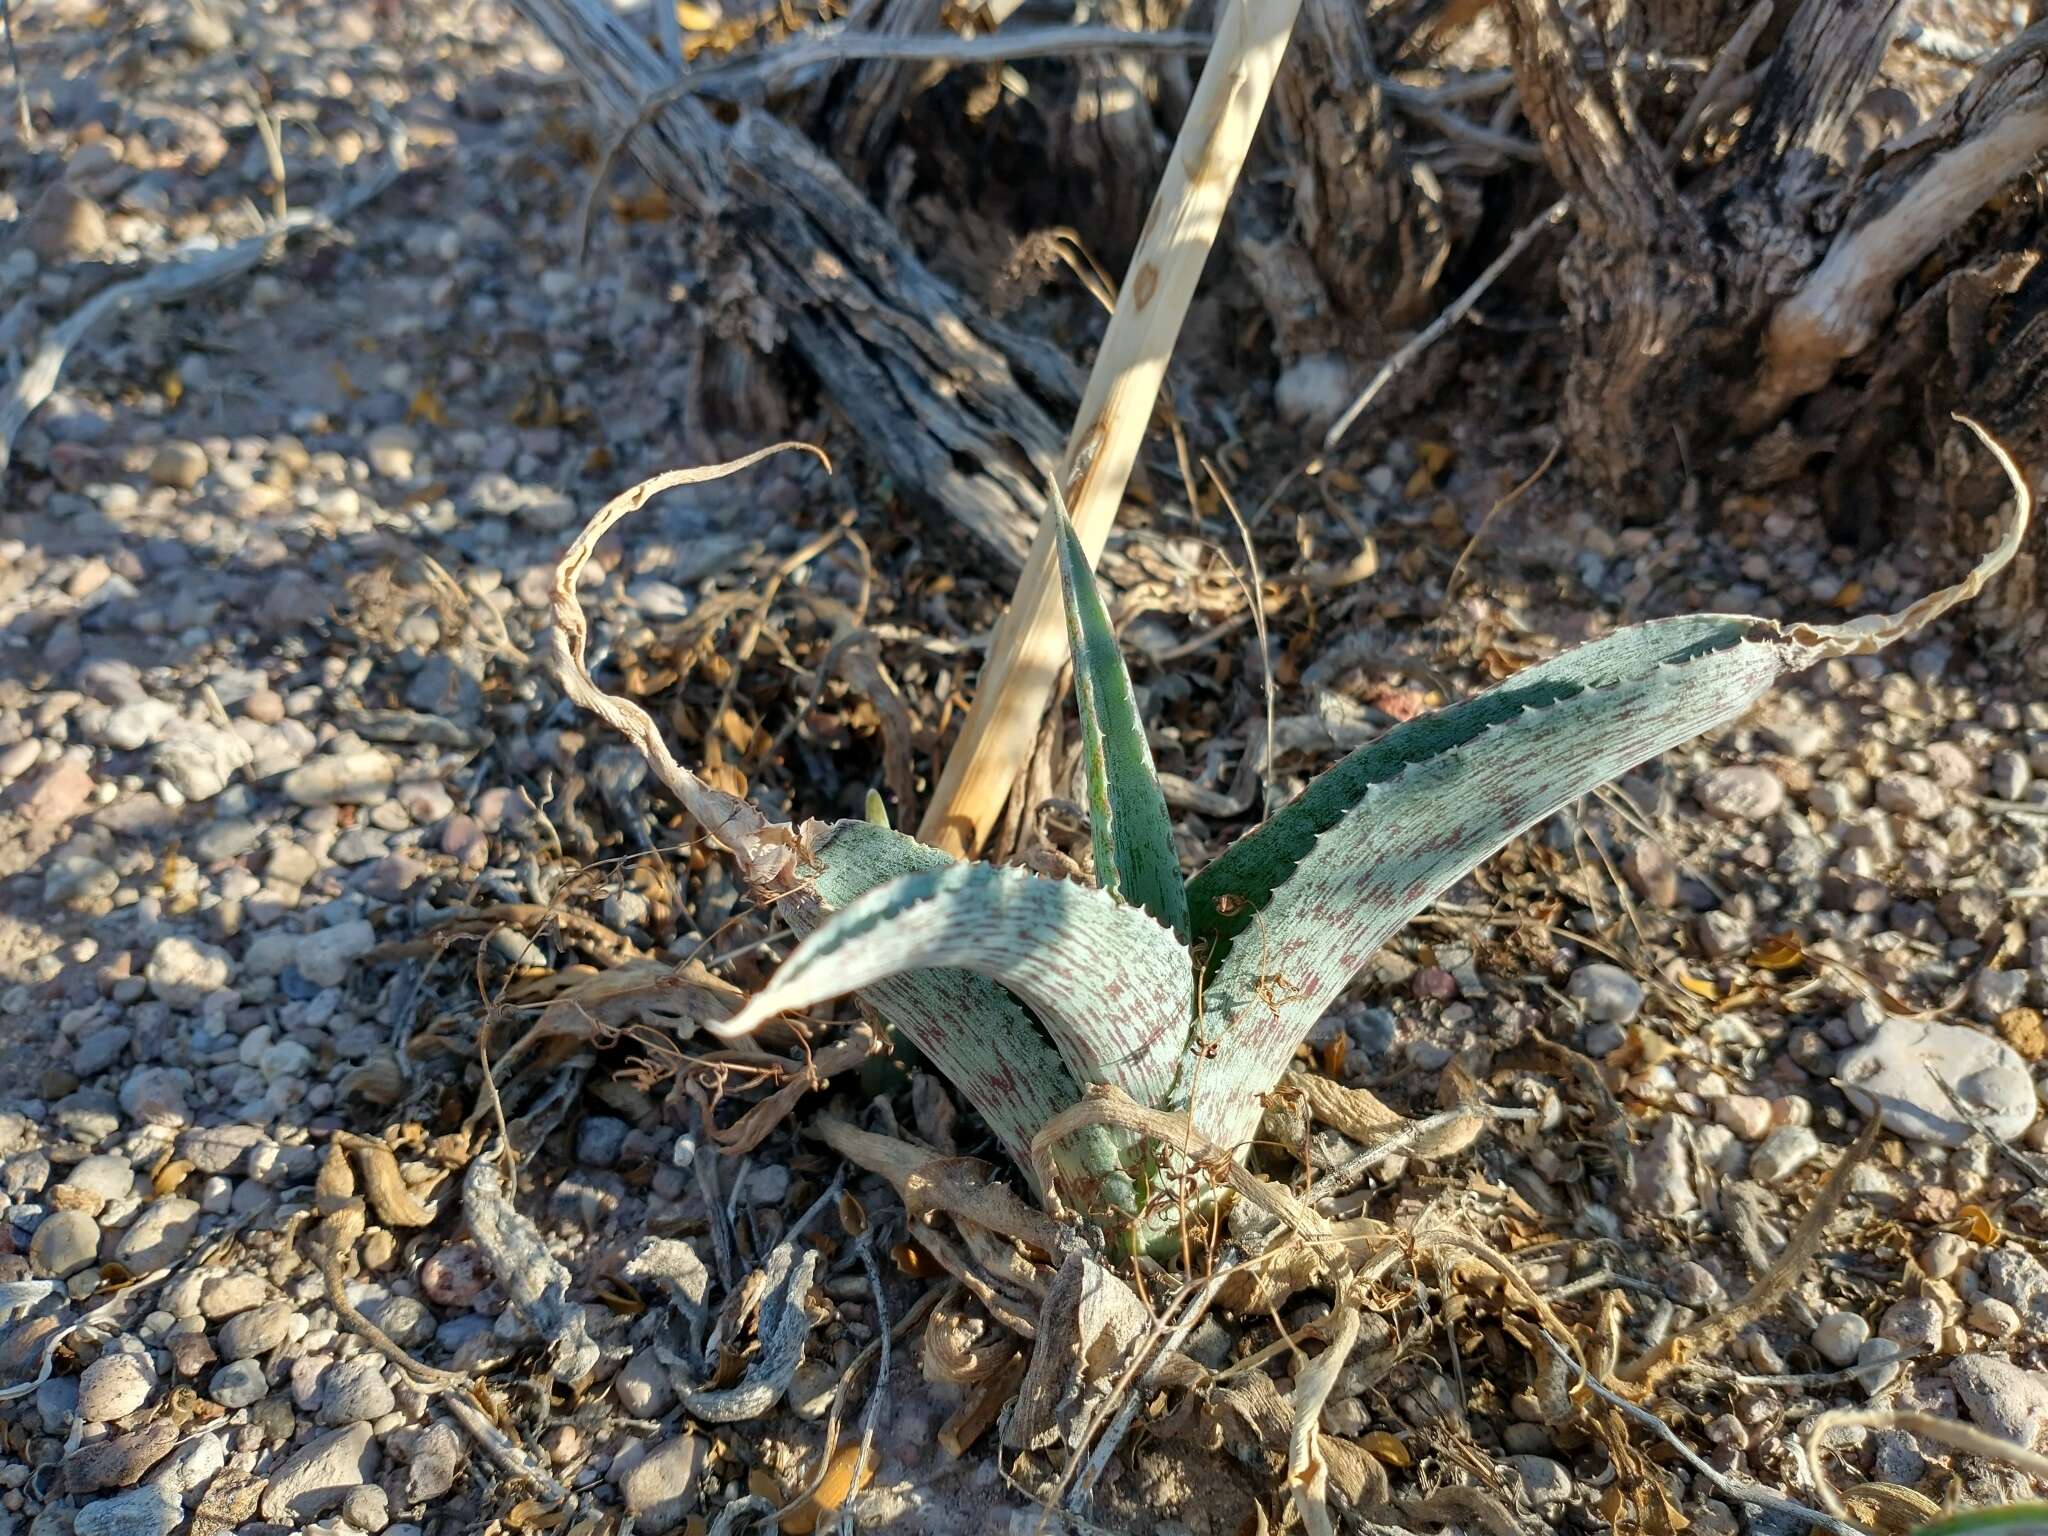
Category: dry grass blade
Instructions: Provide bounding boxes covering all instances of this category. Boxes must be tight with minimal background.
[1202,459,1276,821]
[1287,1292,1361,1536]
[1620,1115,1880,1390]
[918,0,1311,855]
[1322,197,1569,452]
[548,444,830,888]
[1801,1411,2048,1523]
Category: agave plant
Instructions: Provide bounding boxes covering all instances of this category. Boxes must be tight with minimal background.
[558,431,2031,1248]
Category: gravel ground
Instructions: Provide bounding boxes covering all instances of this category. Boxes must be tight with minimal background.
[6,1,2048,1534]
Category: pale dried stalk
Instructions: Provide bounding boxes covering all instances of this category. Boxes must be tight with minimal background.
[918,0,1308,855]
[1287,1293,1361,1536]
[548,444,828,888]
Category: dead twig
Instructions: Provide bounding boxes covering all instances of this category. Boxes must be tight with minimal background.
[1534,1329,1868,1536]
[1322,197,1569,453]
[1800,1409,2048,1522]
[1619,1115,1880,1390]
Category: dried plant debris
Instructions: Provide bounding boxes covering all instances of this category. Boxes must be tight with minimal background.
[463,1152,602,1384]
[676,1242,825,1422]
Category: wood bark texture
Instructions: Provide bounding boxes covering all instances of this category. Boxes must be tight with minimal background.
[1505,0,2048,523]
[515,0,1083,568]
[1241,0,1459,364]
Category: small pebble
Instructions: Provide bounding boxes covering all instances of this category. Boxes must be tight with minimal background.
[1567,963,1644,1025]
[148,440,208,490]
[1812,1311,1869,1368]
[29,1208,100,1277]
[1696,765,1786,821]
[1750,1125,1820,1184]
[209,1358,267,1409]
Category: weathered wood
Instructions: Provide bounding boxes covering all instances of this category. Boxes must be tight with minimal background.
[515,0,1082,567]
[1503,0,2048,505]
[1244,0,1456,357]
[1746,22,2048,428]
[1503,0,1711,495]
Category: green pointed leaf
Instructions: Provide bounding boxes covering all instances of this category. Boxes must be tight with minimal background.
[726,847,1196,1113]
[1053,490,1190,940]
[1185,615,1804,1148]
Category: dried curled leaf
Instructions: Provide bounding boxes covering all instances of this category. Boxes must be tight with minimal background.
[549,445,828,891]
[352,1143,434,1228]
[464,1155,599,1382]
[1288,1298,1361,1536]
[922,1294,1019,1386]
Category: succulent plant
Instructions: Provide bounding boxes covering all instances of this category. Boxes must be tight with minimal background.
[562,430,2031,1248]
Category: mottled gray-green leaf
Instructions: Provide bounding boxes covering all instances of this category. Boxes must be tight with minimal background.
[797,820,1128,1197]
[1189,615,1785,1147]
[1053,491,1189,940]
[730,844,1196,1112]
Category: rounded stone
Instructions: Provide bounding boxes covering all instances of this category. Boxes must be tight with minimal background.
[112,1197,201,1272]
[316,1357,396,1425]
[208,1358,268,1409]
[1567,963,1645,1025]
[148,441,209,490]
[200,1271,269,1320]
[1838,1018,2036,1147]
[1696,765,1786,822]
[77,1351,156,1421]
[144,936,231,1009]
[1812,1311,1869,1368]
[342,1484,391,1532]
[1749,1126,1820,1185]
[30,1208,100,1278]
[218,1299,294,1361]
[618,1432,705,1532]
